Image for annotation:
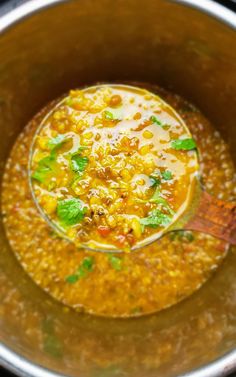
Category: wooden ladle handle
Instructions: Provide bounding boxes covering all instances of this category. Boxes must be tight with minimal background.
[184,191,236,245]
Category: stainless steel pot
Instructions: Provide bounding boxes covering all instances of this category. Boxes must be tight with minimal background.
[0,1,236,376]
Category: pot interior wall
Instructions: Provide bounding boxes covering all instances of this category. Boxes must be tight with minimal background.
[0,1,236,376]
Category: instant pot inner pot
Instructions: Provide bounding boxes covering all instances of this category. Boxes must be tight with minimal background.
[0,1,236,376]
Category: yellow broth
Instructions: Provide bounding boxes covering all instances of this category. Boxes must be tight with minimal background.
[30,84,198,250]
[2,84,235,317]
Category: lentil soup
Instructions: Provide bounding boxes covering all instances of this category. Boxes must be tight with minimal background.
[1,83,235,317]
[29,84,199,251]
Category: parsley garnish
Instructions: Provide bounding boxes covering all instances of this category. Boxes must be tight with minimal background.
[140,209,172,228]
[57,198,87,226]
[70,154,89,173]
[171,138,196,150]
[150,115,163,127]
[108,255,122,271]
[161,170,172,180]
[66,256,94,284]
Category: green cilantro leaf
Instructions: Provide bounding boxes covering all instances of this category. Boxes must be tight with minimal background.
[31,166,51,183]
[140,209,172,228]
[136,182,175,216]
[149,170,161,187]
[47,135,67,151]
[186,231,194,242]
[130,307,142,315]
[150,176,161,187]
[70,154,89,173]
[31,153,56,183]
[43,335,63,358]
[149,187,175,215]
[108,255,122,271]
[104,110,114,120]
[76,146,88,153]
[41,318,63,358]
[91,365,126,377]
[82,256,94,271]
[57,198,87,226]
[150,115,163,127]
[38,153,56,166]
[169,230,194,242]
[161,170,172,180]
[65,257,94,284]
[171,138,196,150]
[65,274,79,284]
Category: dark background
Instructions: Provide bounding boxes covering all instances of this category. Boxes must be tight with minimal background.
[0,0,236,376]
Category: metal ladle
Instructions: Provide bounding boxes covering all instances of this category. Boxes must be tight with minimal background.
[28,85,236,253]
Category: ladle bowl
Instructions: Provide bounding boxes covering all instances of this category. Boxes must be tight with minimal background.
[28,83,236,253]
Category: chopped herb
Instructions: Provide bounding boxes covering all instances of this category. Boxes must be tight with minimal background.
[186,231,194,242]
[65,274,79,284]
[31,153,56,183]
[70,154,89,173]
[41,318,63,358]
[168,232,177,241]
[57,198,87,226]
[76,146,88,153]
[161,170,172,180]
[140,209,172,228]
[43,335,63,358]
[48,230,62,239]
[104,110,114,120]
[82,256,94,271]
[47,180,57,191]
[66,256,94,284]
[136,183,174,216]
[171,138,196,151]
[150,115,163,127]
[39,153,56,166]
[168,230,194,242]
[150,187,175,215]
[47,135,67,151]
[31,165,51,183]
[149,170,161,187]
[108,255,122,271]
[91,365,126,377]
[150,176,161,187]
[130,306,142,314]
[41,318,54,333]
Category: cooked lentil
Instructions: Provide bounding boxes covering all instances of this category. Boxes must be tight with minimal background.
[1,83,235,317]
[30,84,198,250]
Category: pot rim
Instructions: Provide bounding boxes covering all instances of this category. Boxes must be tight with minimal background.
[0,1,236,377]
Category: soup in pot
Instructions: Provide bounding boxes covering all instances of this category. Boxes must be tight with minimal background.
[2,83,235,317]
